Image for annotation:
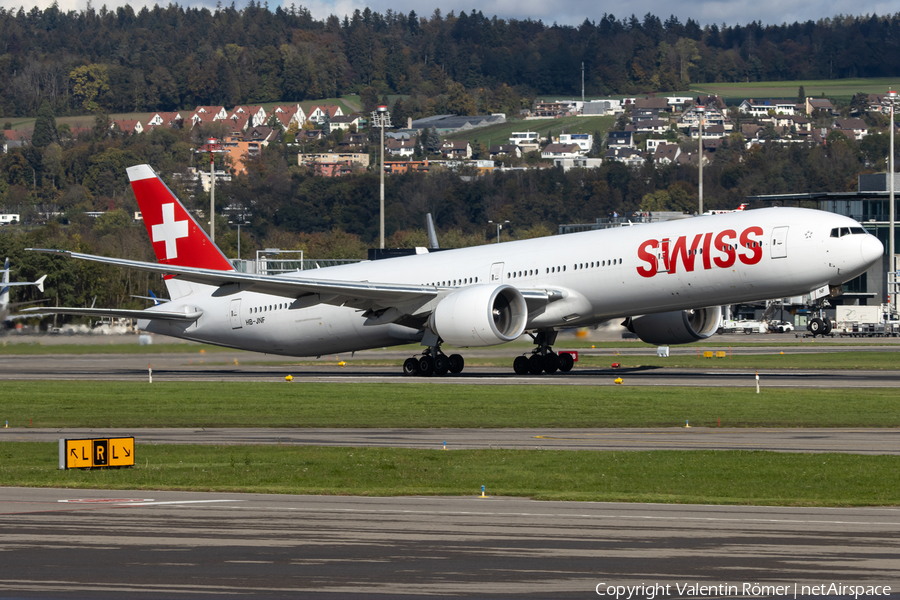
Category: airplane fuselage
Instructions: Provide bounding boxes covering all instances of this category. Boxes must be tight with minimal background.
[140,207,882,356]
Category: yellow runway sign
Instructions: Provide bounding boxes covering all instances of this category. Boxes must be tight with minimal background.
[59,438,134,469]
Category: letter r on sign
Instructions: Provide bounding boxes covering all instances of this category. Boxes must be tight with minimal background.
[93,440,108,466]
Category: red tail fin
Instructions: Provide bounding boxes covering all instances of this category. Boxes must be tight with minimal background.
[127,164,234,271]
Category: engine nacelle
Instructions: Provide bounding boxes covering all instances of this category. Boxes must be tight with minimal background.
[430,284,528,347]
[625,307,722,345]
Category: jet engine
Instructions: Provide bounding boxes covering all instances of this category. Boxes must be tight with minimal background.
[624,307,722,345]
[430,284,528,347]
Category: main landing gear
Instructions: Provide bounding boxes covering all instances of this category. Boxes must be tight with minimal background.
[402,344,465,377]
[512,330,573,375]
[400,330,575,377]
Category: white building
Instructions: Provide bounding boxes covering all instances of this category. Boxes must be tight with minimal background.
[556,133,593,152]
[510,132,542,145]
[739,99,796,117]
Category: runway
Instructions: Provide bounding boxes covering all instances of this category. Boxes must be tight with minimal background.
[1,487,897,599]
[2,352,900,387]
[4,427,899,455]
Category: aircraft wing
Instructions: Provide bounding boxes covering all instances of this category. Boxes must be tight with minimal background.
[20,306,202,322]
[27,248,439,310]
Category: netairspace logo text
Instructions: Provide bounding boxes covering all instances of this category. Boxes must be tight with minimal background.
[595,583,892,599]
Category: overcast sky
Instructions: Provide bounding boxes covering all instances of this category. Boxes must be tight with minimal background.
[5,0,896,28]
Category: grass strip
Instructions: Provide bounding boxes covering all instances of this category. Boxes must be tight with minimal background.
[2,443,897,506]
[577,352,900,370]
[0,342,234,355]
[230,351,900,370]
[2,382,898,429]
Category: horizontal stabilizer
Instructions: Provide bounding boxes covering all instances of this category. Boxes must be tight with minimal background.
[2,274,46,292]
[21,306,202,321]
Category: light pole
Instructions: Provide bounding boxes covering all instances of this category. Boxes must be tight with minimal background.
[370,105,392,250]
[889,89,898,315]
[696,105,704,215]
[488,220,509,243]
[229,220,249,261]
[210,152,216,243]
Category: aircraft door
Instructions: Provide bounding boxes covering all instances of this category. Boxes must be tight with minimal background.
[490,262,505,282]
[230,298,242,329]
[771,226,788,259]
[656,238,670,273]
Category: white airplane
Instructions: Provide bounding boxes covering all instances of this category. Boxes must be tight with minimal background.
[704,203,748,215]
[26,164,882,376]
[1,258,47,323]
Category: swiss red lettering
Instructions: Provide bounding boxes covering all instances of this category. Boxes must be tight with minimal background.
[713,229,737,268]
[668,234,704,273]
[701,232,713,270]
[637,226,762,277]
[739,226,763,265]
[636,239,658,278]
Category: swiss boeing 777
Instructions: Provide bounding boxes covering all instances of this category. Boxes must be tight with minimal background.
[27,164,883,376]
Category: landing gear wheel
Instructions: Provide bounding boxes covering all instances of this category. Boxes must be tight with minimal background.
[543,352,560,374]
[403,357,419,376]
[528,354,544,375]
[822,319,833,335]
[558,352,575,372]
[808,318,824,336]
[433,354,450,376]
[448,354,465,374]
[513,355,530,375]
[418,355,434,376]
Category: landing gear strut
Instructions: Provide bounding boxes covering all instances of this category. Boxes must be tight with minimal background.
[513,330,573,375]
[807,300,833,337]
[402,343,464,377]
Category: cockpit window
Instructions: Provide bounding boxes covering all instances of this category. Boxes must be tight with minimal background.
[832,227,869,237]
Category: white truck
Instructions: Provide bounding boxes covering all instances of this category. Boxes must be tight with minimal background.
[718,319,768,334]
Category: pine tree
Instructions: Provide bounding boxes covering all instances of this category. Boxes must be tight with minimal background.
[797,85,806,104]
[32,100,57,148]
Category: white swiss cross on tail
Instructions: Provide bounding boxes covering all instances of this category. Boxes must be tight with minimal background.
[151,203,189,260]
[127,164,234,272]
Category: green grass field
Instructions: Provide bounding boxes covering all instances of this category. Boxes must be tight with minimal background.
[0,341,238,355]
[2,381,898,429]
[443,116,616,144]
[2,443,897,506]
[691,78,897,103]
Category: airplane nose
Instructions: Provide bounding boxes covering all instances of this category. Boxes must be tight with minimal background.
[860,235,884,266]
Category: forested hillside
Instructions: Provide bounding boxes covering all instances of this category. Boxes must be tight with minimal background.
[1,3,899,117]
